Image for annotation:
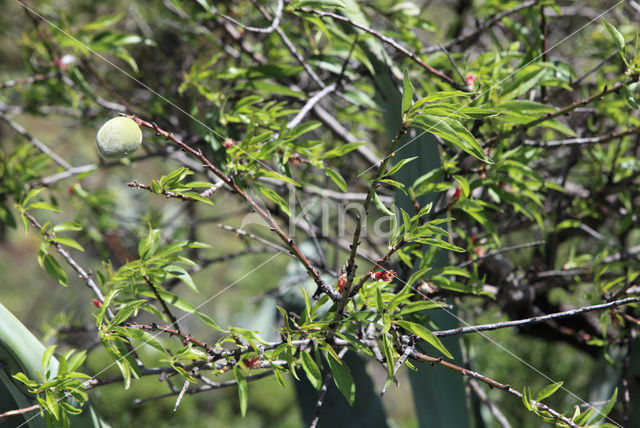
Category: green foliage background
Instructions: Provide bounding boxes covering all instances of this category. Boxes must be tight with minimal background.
[1,0,639,427]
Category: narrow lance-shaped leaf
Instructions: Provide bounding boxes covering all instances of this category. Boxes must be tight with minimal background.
[325,352,355,406]
[300,350,322,391]
[602,20,625,53]
[402,68,413,114]
[233,365,248,417]
[394,320,453,359]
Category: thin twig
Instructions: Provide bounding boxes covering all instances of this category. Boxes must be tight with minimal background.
[380,346,412,397]
[22,211,110,315]
[411,351,578,427]
[128,181,199,202]
[309,373,333,428]
[309,347,348,427]
[218,224,290,254]
[456,241,545,269]
[468,379,512,428]
[144,275,180,331]
[423,0,539,54]
[331,123,408,323]
[173,380,190,411]
[0,111,72,169]
[0,404,40,421]
[133,371,274,404]
[296,8,468,91]
[434,296,640,337]
[524,127,640,147]
[489,78,639,145]
[126,115,340,301]
[211,0,283,34]
[287,84,337,130]
[0,71,57,89]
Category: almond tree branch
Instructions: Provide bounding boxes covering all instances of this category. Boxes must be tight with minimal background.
[309,371,333,428]
[422,0,540,54]
[468,379,512,428]
[210,0,283,34]
[0,404,40,421]
[126,115,340,301]
[434,296,640,337]
[296,8,469,92]
[132,371,274,404]
[0,71,57,89]
[0,111,72,169]
[456,240,545,269]
[309,347,348,428]
[128,181,199,202]
[489,77,639,145]
[524,126,640,147]
[144,276,180,331]
[411,351,578,427]
[22,210,110,313]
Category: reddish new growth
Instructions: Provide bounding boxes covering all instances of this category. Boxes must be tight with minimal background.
[465,72,477,90]
[92,298,102,308]
[453,185,461,200]
[221,138,236,149]
[243,357,260,368]
[370,270,395,282]
[337,272,347,293]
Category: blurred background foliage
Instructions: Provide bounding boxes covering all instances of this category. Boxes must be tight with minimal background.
[1,0,639,427]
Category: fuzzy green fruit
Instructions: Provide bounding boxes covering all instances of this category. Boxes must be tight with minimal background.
[96,117,142,159]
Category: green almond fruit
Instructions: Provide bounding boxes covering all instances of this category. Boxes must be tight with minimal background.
[96,117,142,159]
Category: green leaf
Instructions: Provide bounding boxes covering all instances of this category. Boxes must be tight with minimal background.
[398,301,448,315]
[402,68,413,114]
[384,157,417,178]
[407,266,431,287]
[42,345,56,373]
[45,390,59,420]
[602,20,625,52]
[324,168,347,192]
[256,184,291,216]
[409,115,491,163]
[573,408,594,425]
[590,387,617,423]
[259,170,301,186]
[452,175,469,198]
[138,228,161,259]
[80,13,123,31]
[124,327,166,353]
[394,320,453,358]
[22,188,45,207]
[286,121,322,140]
[372,191,394,216]
[325,352,355,406]
[535,381,563,402]
[53,222,82,233]
[109,299,147,326]
[52,236,84,252]
[300,350,322,391]
[42,253,68,286]
[165,265,198,292]
[233,365,248,417]
[322,142,367,158]
[66,350,87,373]
[290,0,346,10]
[522,386,532,411]
[141,289,225,332]
[409,91,472,113]
[27,201,61,212]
